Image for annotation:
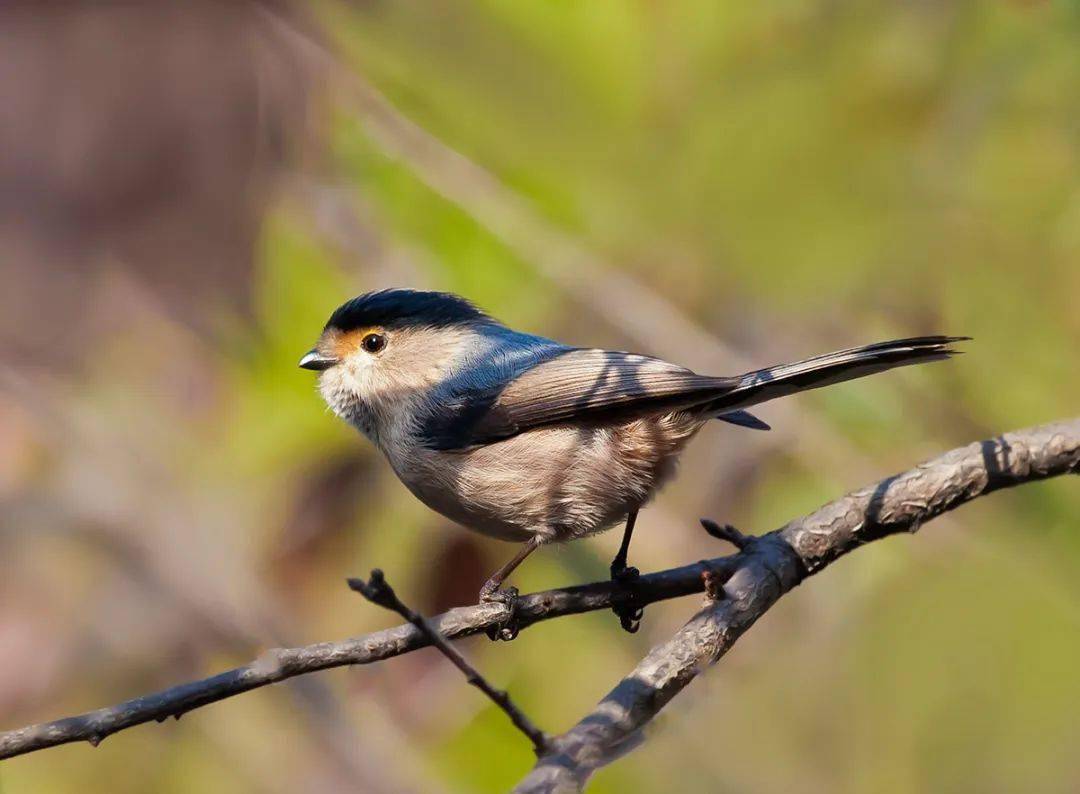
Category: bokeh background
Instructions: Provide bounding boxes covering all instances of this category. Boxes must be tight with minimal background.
[1,1,1078,792]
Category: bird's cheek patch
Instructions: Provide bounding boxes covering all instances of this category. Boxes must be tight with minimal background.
[334,327,384,359]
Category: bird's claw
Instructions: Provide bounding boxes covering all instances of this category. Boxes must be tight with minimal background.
[481,586,521,642]
[613,602,644,633]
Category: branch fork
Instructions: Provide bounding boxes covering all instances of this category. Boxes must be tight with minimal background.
[349,570,550,755]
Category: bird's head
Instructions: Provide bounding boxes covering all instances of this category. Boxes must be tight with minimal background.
[300,289,494,437]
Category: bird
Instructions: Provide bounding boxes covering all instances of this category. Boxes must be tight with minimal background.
[300,288,965,614]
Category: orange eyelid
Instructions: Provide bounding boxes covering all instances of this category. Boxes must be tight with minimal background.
[333,327,385,358]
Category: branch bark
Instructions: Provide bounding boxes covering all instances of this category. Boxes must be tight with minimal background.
[1,419,1076,768]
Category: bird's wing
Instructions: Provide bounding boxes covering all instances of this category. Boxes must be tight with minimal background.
[422,348,735,450]
[419,334,964,450]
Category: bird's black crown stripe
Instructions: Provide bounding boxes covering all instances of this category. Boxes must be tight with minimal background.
[325,289,490,332]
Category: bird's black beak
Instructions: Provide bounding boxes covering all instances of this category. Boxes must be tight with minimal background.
[298,349,339,371]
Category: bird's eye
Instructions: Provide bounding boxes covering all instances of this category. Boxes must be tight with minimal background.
[361,333,386,354]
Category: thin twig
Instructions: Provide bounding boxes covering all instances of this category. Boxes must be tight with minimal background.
[348,569,550,755]
[700,518,753,550]
[1,419,1076,765]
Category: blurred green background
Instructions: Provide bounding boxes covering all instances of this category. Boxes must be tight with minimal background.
[1,1,1078,792]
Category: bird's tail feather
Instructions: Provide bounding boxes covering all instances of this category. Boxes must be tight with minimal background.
[703,336,968,417]
[716,409,772,431]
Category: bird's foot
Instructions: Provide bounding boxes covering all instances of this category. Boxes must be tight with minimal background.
[609,564,644,633]
[480,585,521,642]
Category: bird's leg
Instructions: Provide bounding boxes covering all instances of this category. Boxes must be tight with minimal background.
[610,510,645,633]
[609,510,639,583]
[480,536,540,641]
[479,536,540,600]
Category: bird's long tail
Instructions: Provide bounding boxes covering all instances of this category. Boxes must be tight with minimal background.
[703,336,968,418]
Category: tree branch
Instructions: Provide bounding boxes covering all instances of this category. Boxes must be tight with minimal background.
[1,419,1076,767]
[513,419,1080,792]
[0,551,735,759]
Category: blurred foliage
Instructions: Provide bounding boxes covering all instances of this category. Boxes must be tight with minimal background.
[1,1,1078,792]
